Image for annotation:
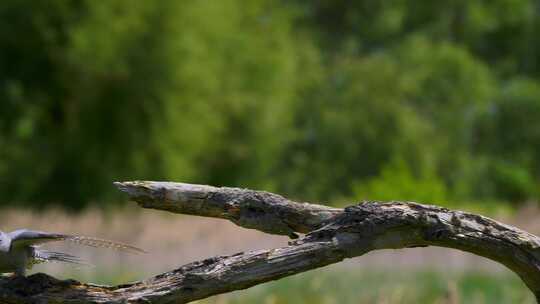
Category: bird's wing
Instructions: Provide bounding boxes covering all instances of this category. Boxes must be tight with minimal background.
[8,229,146,254]
[8,229,67,248]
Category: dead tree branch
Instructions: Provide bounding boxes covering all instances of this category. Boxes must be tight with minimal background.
[1,181,539,303]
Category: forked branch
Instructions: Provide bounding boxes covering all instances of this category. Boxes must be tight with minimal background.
[0,181,539,303]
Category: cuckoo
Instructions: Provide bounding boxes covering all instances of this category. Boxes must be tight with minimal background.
[0,229,145,276]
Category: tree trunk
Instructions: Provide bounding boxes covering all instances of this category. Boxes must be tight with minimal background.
[0,181,539,303]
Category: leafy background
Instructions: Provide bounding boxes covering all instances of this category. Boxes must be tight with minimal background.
[1,1,540,302]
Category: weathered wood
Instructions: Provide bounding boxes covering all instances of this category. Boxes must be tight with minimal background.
[0,243,343,304]
[113,181,341,238]
[0,181,539,303]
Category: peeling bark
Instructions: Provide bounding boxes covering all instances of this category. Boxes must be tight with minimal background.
[1,181,539,303]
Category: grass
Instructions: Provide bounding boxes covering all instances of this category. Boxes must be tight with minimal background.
[196,268,535,304]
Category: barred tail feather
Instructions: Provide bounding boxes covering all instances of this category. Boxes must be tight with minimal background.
[64,236,146,254]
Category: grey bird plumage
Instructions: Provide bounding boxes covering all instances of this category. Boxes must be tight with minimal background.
[0,229,145,276]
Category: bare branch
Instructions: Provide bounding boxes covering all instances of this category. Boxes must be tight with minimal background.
[113,181,341,238]
[1,181,539,303]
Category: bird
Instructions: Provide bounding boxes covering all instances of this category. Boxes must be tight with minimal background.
[0,229,145,276]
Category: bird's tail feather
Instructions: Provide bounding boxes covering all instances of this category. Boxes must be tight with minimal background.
[63,236,146,254]
[33,249,92,267]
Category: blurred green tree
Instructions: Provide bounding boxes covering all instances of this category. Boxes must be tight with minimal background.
[475,79,540,202]
[0,0,303,208]
[1,0,540,208]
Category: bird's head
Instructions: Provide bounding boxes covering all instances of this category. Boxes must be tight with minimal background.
[0,231,11,252]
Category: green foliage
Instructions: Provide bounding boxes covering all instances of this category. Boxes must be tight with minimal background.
[353,157,448,203]
[1,0,540,208]
[489,161,538,203]
[276,51,434,201]
[0,0,302,208]
[475,78,540,202]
